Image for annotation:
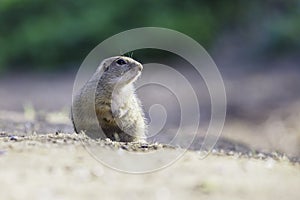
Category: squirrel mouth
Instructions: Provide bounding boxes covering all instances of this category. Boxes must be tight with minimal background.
[137,64,143,71]
[113,64,143,86]
[128,65,142,75]
[116,67,141,85]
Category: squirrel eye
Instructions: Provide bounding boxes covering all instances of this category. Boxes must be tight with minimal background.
[116,59,126,65]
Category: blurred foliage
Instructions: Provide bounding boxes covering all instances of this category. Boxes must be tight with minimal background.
[0,0,299,73]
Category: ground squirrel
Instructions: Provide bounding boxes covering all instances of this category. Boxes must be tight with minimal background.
[72,56,146,142]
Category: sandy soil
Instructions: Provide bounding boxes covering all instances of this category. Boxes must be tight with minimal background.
[0,132,299,200]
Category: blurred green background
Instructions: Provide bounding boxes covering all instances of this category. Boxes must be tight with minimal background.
[0,0,299,73]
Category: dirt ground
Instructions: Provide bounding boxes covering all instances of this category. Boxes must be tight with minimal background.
[0,132,299,200]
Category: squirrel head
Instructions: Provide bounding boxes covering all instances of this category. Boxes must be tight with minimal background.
[98,56,143,87]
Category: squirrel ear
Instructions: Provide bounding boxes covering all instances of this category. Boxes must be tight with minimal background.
[103,63,109,72]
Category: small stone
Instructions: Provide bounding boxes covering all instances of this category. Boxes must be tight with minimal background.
[9,135,18,141]
[141,144,149,148]
[121,145,128,150]
[257,153,266,159]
